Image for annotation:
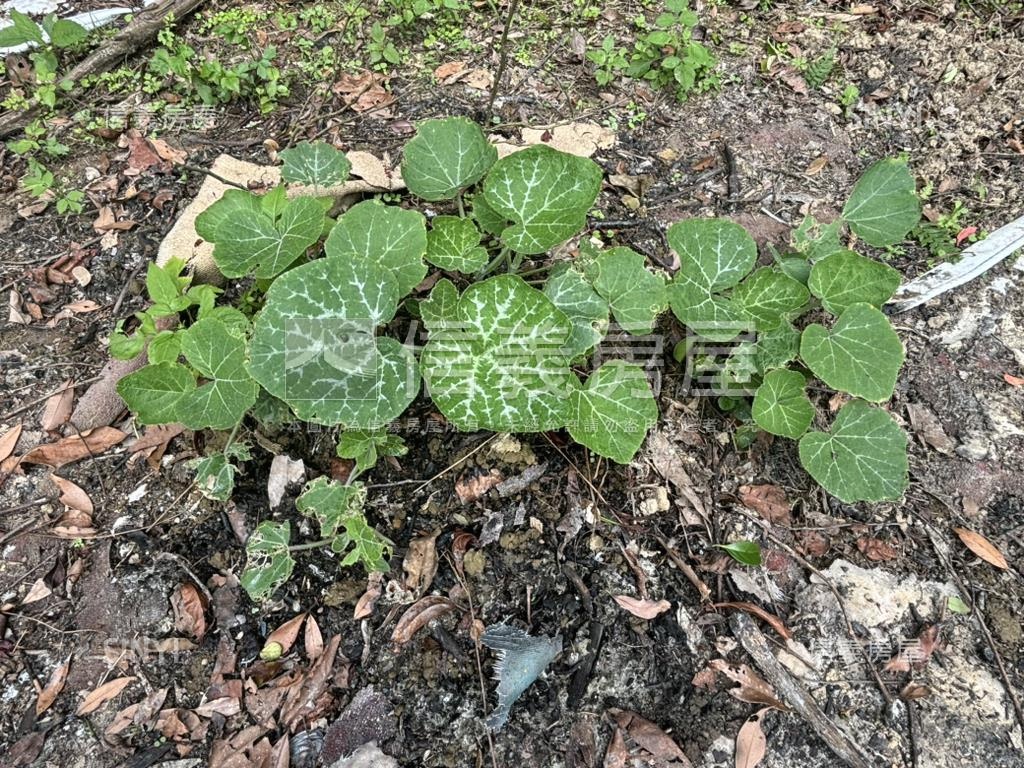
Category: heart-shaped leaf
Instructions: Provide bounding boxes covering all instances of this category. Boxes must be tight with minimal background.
[586,247,667,334]
[325,200,427,297]
[402,117,497,201]
[425,215,488,273]
[668,275,749,341]
[667,218,757,291]
[732,268,809,330]
[842,158,920,247]
[117,362,196,424]
[420,278,459,331]
[176,319,259,430]
[248,258,420,427]
[543,265,608,360]
[194,188,262,242]
[207,195,325,279]
[421,275,575,431]
[483,145,602,254]
[752,369,814,438]
[279,141,352,187]
[798,400,908,502]
[568,361,658,463]
[755,322,800,373]
[241,521,295,601]
[808,250,901,316]
[193,454,236,501]
[800,303,904,402]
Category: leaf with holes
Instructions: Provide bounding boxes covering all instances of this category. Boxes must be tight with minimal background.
[800,303,904,402]
[756,322,800,373]
[193,454,236,501]
[798,400,908,502]
[483,145,602,254]
[296,478,391,572]
[421,275,575,431]
[732,268,809,330]
[337,429,407,475]
[808,250,901,316]
[280,141,352,187]
[543,265,608,359]
[241,521,295,601]
[568,361,657,463]
[247,258,420,427]
[176,319,259,430]
[325,200,427,297]
[205,194,325,279]
[842,158,920,247]
[585,247,667,334]
[117,362,195,424]
[752,369,814,438]
[426,215,488,273]
[402,117,497,201]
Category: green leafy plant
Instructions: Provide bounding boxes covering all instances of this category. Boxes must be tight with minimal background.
[113,119,920,600]
[0,10,88,49]
[587,0,716,99]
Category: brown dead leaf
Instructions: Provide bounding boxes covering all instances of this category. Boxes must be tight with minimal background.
[884,624,941,673]
[77,676,135,715]
[613,595,671,620]
[691,666,718,690]
[738,485,791,526]
[778,68,808,95]
[35,655,71,715]
[391,596,456,647]
[21,427,127,467]
[605,709,693,767]
[464,69,493,90]
[51,474,94,514]
[402,531,439,596]
[93,205,137,232]
[455,469,503,503]
[856,537,899,562]
[262,613,307,660]
[124,131,164,173]
[65,299,102,314]
[171,583,208,641]
[711,602,792,641]
[953,527,1008,570]
[23,578,52,604]
[0,424,23,463]
[9,289,31,324]
[149,138,187,165]
[353,572,384,620]
[52,507,96,539]
[305,615,325,661]
[280,635,345,731]
[736,708,770,768]
[709,660,786,710]
[797,530,829,557]
[900,682,931,701]
[804,156,828,176]
[195,696,242,718]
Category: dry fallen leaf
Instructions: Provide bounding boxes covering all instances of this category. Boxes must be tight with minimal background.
[735,708,770,768]
[433,60,468,83]
[613,595,672,620]
[77,676,135,716]
[305,615,325,661]
[605,709,693,767]
[261,613,307,660]
[171,583,208,641]
[905,404,954,455]
[712,602,792,641]
[36,656,71,716]
[856,537,899,562]
[953,527,1008,570]
[391,596,456,647]
[709,660,786,710]
[267,454,305,509]
[402,531,439,597]
[1002,373,1023,388]
[884,624,941,673]
[804,156,828,176]
[40,380,74,432]
[149,137,187,165]
[354,572,384,620]
[0,424,23,463]
[21,427,127,468]
[455,469,503,503]
[51,474,94,514]
[23,578,52,605]
[463,68,493,90]
[738,485,791,526]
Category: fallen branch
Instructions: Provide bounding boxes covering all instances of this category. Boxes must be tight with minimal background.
[0,0,208,139]
[730,612,874,768]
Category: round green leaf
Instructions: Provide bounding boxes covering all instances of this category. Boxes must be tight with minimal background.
[755,322,800,373]
[421,275,574,432]
[247,258,419,428]
[667,218,756,291]
[667,275,748,342]
[732,267,809,330]
[543,265,608,360]
[568,361,658,464]
[325,200,427,298]
[279,141,352,187]
[401,117,497,201]
[808,250,901,316]
[420,278,459,332]
[117,362,195,425]
[483,145,603,255]
[425,215,488,273]
[177,319,259,430]
[798,400,908,502]
[842,158,920,247]
[752,369,814,438]
[587,247,667,335]
[195,188,262,242]
[800,303,904,402]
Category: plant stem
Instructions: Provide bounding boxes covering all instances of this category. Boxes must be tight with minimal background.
[456,192,466,218]
[479,245,510,277]
[288,538,334,553]
[484,0,521,123]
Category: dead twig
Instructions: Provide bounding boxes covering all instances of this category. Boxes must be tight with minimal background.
[484,0,522,123]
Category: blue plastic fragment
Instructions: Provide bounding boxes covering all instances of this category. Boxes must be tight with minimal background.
[481,624,561,731]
